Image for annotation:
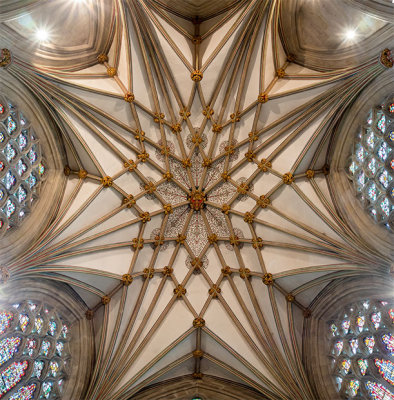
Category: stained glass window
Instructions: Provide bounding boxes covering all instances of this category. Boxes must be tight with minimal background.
[329,299,394,399]
[0,96,47,237]
[347,96,394,230]
[0,301,70,399]
[366,381,394,400]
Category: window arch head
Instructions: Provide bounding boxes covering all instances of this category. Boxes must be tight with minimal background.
[0,279,93,400]
[328,299,393,399]
[303,276,393,400]
[347,96,394,231]
[0,301,70,399]
[0,95,47,237]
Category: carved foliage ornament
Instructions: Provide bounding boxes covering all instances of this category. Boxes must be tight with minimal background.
[0,49,11,68]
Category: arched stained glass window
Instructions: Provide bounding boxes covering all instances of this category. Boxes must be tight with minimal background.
[328,299,394,399]
[0,301,70,399]
[347,96,394,231]
[0,96,47,237]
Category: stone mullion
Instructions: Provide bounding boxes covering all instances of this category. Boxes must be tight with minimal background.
[266,285,311,400]
[203,327,290,399]
[200,0,262,73]
[99,276,171,397]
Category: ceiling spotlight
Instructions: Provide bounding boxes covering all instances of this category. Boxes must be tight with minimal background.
[345,29,357,41]
[35,28,50,42]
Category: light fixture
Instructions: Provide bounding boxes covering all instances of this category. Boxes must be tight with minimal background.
[35,28,50,42]
[344,29,357,41]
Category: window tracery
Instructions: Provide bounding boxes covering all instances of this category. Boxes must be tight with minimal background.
[347,96,393,231]
[0,301,70,400]
[0,96,46,237]
[328,299,394,399]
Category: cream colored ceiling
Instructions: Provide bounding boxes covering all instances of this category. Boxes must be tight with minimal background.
[0,0,393,399]
[0,0,114,70]
[280,0,393,70]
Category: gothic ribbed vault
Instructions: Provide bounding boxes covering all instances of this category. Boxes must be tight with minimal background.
[0,0,393,399]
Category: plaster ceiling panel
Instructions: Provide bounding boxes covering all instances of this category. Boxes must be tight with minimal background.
[0,0,114,70]
[344,0,394,23]
[279,0,392,71]
[201,331,268,387]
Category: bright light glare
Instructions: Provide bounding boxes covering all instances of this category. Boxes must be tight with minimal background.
[345,29,356,40]
[35,28,50,42]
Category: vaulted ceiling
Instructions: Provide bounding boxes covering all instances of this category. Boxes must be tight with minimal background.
[0,1,393,399]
